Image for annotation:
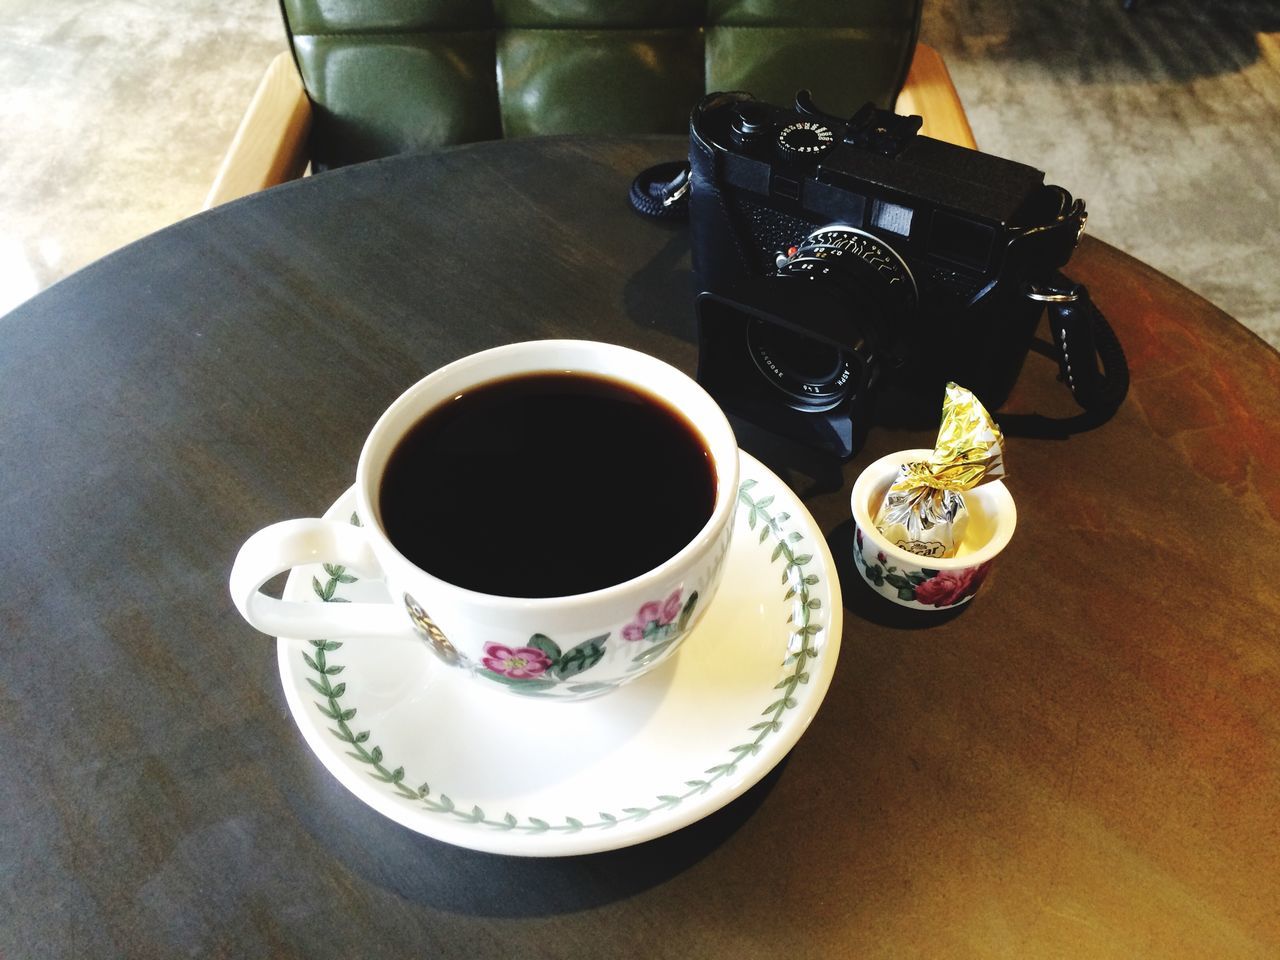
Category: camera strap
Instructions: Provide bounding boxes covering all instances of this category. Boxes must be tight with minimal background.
[1027,274,1129,416]
[629,162,692,221]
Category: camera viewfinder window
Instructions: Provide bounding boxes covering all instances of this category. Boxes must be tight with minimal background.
[871,200,913,237]
[928,212,995,270]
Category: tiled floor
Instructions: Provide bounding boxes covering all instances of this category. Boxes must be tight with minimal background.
[3,0,1278,347]
[0,0,283,315]
[923,0,1280,349]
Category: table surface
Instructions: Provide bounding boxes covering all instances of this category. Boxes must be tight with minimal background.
[2,136,1278,958]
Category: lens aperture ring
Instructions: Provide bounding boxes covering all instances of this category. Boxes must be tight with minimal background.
[745,224,915,413]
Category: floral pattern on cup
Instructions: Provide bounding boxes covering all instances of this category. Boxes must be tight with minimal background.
[853,524,991,608]
[475,590,707,694]
[625,590,701,669]
[472,591,703,693]
[482,643,554,680]
[622,589,686,642]
[480,633,609,692]
[912,565,991,606]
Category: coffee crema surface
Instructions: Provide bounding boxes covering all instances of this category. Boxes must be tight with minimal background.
[378,371,717,598]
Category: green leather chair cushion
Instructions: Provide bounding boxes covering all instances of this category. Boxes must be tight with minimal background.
[282,0,923,170]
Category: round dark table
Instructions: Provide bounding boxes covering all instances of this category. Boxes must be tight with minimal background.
[3,137,1278,957]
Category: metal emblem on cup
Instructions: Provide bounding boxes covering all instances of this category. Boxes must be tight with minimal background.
[403,594,459,666]
[229,341,740,701]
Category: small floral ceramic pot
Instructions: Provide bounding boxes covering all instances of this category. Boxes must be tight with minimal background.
[850,448,1015,610]
[230,341,739,701]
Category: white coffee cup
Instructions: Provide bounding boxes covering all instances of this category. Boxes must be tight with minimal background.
[229,340,739,701]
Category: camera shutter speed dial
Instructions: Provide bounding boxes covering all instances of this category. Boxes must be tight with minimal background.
[778,121,834,155]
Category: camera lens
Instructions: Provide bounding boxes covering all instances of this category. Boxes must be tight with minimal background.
[743,224,918,412]
[746,318,855,411]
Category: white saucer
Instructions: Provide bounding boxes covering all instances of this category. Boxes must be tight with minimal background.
[276,450,842,856]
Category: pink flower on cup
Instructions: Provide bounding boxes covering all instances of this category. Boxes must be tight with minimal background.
[482,643,552,679]
[912,562,992,607]
[621,589,683,641]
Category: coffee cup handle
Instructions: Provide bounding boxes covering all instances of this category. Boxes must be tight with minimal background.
[229,518,409,641]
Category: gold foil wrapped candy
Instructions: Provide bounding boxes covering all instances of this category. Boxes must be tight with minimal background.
[873,383,1006,559]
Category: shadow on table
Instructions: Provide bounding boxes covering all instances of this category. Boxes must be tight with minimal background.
[293,756,787,917]
[621,230,701,351]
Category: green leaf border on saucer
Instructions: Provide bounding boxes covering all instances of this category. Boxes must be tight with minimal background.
[304,483,826,835]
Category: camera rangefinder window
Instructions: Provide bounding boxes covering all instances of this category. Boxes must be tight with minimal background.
[929,212,996,271]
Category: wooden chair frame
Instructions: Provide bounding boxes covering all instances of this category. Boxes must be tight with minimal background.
[204,44,975,210]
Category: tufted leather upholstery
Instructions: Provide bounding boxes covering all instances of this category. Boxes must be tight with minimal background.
[281,0,924,170]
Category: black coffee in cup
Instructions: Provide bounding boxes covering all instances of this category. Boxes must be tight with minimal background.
[378,371,718,598]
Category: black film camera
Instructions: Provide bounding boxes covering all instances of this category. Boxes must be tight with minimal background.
[677,90,1114,459]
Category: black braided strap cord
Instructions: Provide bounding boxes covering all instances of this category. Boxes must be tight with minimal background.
[629,161,691,221]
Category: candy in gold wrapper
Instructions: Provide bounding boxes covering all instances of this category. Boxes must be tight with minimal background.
[873,383,1006,559]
